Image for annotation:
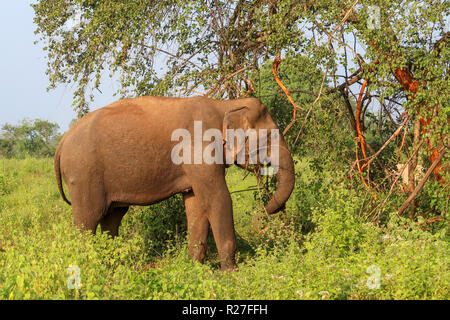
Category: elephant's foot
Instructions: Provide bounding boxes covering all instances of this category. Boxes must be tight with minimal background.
[188,241,208,264]
[218,246,237,271]
[220,262,238,272]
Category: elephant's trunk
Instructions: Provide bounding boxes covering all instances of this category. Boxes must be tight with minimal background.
[264,140,295,214]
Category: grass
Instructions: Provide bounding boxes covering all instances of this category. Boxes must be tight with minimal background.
[0,157,448,299]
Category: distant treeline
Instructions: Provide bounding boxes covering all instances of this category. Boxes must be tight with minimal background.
[0,119,62,158]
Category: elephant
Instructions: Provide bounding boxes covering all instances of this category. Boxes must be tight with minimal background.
[54,96,295,270]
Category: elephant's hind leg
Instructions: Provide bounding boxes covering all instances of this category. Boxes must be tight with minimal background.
[100,206,129,237]
[68,181,108,234]
[71,201,107,234]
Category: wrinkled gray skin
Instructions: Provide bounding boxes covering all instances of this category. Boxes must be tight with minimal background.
[55,96,295,270]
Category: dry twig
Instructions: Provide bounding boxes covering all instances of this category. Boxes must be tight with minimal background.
[398,147,447,216]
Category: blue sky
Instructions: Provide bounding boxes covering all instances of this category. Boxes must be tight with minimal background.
[0,1,117,132]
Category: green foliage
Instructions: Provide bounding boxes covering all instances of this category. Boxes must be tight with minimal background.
[13,0,448,299]
[0,119,61,158]
[253,54,323,131]
[31,0,448,219]
[1,158,447,300]
[417,180,449,220]
[32,1,448,111]
[125,195,187,260]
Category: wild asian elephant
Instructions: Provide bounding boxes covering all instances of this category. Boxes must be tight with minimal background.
[54,96,295,270]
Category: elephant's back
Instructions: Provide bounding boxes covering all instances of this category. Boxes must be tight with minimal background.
[103,95,214,113]
[59,95,219,164]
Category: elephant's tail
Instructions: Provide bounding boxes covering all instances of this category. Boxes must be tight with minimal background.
[54,141,71,206]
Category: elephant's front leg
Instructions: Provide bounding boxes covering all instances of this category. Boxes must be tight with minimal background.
[185,167,237,271]
[199,179,237,271]
[208,188,237,271]
[183,191,210,264]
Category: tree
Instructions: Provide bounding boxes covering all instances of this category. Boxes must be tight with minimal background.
[32,1,448,218]
[0,119,61,158]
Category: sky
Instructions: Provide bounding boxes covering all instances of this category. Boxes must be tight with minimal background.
[0,1,118,132]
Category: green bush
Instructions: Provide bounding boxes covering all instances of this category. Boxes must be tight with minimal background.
[122,195,187,260]
[0,158,448,300]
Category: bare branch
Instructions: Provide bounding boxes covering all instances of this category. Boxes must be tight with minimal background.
[398,147,447,216]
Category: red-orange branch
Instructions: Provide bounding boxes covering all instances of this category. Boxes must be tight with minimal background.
[356,78,369,165]
[272,55,300,120]
[392,68,443,182]
[355,77,372,189]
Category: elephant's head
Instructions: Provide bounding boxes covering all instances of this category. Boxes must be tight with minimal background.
[222,100,295,214]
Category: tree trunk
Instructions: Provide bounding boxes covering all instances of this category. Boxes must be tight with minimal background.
[407,117,422,219]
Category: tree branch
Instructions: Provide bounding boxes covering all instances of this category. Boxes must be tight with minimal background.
[398,147,447,216]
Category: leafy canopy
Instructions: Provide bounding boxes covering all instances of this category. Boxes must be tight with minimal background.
[32,1,448,123]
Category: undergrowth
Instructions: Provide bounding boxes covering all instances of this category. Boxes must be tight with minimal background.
[0,158,448,299]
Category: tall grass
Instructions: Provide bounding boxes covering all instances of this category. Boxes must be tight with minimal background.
[0,158,448,299]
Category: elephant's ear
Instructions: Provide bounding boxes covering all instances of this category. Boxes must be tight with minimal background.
[223,106,250,164]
